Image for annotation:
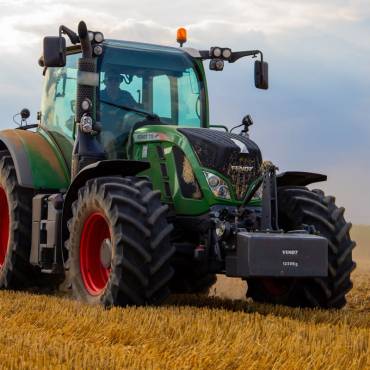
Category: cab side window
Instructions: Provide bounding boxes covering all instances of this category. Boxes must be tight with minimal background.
[178,68,201,126]
[153,75,172,121]
[41,53,80,139]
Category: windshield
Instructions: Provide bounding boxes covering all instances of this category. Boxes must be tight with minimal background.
[98,43,205,158]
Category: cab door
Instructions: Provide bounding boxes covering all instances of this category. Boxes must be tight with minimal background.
[39,52,80,169]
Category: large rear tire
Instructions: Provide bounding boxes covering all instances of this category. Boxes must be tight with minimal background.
[0,150,34,289]
[246,186,356,309]
[66,176,175,307]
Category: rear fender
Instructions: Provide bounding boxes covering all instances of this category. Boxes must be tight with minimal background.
[0,129,70,189]
[276,171,327,187]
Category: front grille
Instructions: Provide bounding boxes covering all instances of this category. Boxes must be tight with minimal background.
[227,155,260,200]
[178,128,262,200]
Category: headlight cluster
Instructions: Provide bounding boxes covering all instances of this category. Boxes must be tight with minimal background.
[210,47,232,60]
[204,171,231,200]
[209,47,233,71]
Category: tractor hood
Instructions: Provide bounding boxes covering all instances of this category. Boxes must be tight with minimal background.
[177,128,262,200]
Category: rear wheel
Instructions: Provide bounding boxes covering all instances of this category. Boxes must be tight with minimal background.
[246,186,356,309]
[0,150,34,289]
[66,176,175,307]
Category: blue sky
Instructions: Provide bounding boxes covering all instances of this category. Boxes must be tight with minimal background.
[0,0,369,224]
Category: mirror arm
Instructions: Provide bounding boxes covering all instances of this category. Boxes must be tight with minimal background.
[198,50,211,60]
[59,25,80,44]
[229,50,266,86]
[229,50,263,63]
[198,49,264,64]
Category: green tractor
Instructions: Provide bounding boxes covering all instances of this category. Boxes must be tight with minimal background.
[0,21,355,308]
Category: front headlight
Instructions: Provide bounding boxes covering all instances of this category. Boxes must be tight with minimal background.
[204,171,231,200]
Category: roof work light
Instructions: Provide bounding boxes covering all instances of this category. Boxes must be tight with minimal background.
[177,27,187,47]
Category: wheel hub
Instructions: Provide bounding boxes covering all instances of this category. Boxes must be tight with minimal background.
[79,212,111,295]
[100,238,112,269]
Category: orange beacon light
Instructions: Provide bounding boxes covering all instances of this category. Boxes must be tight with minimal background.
[176,27,187,47]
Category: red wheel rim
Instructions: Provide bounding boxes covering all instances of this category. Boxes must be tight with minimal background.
[0,187,9,268]
[80,212,111,295]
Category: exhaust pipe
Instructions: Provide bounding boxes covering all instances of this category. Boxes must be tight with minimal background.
[71,21,106,178]
[78,21,92,58]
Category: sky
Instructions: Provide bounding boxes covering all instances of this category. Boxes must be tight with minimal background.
[0,0,369,224]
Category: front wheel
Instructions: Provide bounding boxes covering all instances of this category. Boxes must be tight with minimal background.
[66,176,175,307]
[246,186,356,309]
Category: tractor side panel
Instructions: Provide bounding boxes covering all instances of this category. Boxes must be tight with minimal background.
[0,129,70,189]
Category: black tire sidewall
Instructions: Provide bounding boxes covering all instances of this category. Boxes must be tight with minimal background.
[68,195,116,305]
[66,176,174,307]
[0,152,33,289]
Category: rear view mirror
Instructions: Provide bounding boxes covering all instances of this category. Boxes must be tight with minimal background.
[43,36,66,67]
[254,60,268,90]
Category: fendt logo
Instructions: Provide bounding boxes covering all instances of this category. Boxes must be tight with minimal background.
[282,250,299,255]
[230,165,254,173]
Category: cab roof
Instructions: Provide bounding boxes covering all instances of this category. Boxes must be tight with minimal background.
[104,39,185,55]
[66,39,201,59]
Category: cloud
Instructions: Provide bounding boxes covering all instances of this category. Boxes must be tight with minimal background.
[0,0,369,223]
[0,0,367,51]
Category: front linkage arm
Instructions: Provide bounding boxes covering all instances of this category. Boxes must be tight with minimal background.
[260,161,280,232]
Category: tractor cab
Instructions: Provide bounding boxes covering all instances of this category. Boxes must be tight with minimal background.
[97,40,207,158]
[40,39,207,161]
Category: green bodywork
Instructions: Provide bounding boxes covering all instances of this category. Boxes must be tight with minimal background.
[0,123,261,216]
[0,39,262,216]
[132,125,261,215]
[0,129,69,190]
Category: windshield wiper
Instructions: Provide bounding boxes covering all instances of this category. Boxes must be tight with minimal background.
[100,99,160,121]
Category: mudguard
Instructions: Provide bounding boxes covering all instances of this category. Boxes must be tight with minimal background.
[276,171,327,187]
[61,159,150,245]
[0,129,70,189]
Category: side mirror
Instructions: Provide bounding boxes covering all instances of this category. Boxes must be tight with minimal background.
[43,36,66,67]
[254,60,268,90]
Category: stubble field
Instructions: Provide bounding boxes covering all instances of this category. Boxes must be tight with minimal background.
[0,225,369,369]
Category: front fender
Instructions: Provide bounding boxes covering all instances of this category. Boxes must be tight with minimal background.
[277,171,327,187]
[61,159,150,246]
[0,129,70,189]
